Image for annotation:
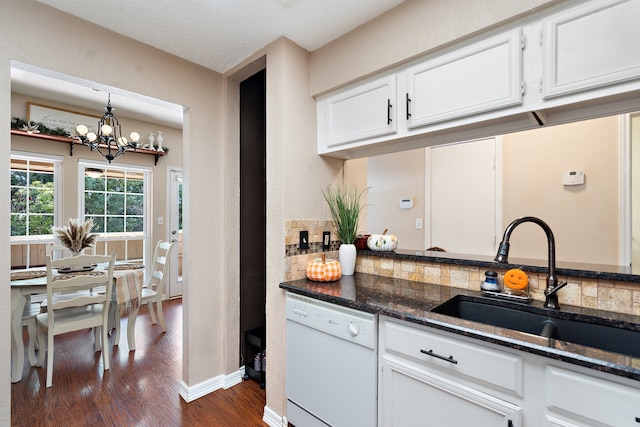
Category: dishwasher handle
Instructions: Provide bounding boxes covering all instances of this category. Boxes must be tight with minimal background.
[292,308,308,317]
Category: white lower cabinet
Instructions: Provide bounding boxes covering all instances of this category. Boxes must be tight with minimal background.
[378,315,640,427]
[544,366,640,427]
[380,356,521,426]
[379,316,522,426]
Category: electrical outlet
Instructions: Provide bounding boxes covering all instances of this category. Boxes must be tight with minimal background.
[322,231,331,250]
[299,230,309,249]
[416,218,423,230]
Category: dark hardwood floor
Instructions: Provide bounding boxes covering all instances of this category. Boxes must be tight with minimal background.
[12,299,267,426]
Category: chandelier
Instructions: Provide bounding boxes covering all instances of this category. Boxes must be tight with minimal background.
[74,94,140,163]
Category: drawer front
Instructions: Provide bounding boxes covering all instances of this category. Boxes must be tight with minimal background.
[546,366,640,426]
[382,318,523,395]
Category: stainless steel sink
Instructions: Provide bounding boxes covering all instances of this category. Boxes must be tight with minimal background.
[431,295,640,358]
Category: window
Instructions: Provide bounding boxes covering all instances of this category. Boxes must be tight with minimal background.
[11,152,62,268]
[81,162,151,262]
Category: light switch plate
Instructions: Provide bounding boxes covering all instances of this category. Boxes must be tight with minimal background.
[322,231,331,250]
[299,230,309,249]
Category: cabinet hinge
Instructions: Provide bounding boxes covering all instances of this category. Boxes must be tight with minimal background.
[521,81,526,96]
[521,34,526,50]
[539,77,543,94]
[539,30,543,47]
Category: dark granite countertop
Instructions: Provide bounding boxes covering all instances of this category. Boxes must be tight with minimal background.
[363,249,640,283]
[280,273,640,382]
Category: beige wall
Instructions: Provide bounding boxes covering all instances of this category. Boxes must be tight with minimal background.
[367,149,426,250]
[2,0,222,420]
[502,116,619,264]
[633,114,640,269]
[358,116,620,264]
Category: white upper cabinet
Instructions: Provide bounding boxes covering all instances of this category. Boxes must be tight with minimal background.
[406,28,523,129]
[542,0,640,99]
[317,74,397,152]
[317,0,640,158]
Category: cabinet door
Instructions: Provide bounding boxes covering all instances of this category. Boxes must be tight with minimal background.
[405,28,523,129]
[319,75,397,148]
[380,356,521,427]
[543,0,640,99]
[545,366,640,427]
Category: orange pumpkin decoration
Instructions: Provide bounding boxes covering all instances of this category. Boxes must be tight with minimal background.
[504,268,529,290]
[306,254,342,282]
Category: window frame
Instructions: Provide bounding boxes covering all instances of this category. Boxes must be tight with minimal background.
[79,159,152,262]
[10,151,63,242]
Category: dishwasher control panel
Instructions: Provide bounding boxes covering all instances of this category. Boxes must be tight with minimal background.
[286,293,376,349]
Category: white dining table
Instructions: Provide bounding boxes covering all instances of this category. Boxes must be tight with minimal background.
[10,264,144,383]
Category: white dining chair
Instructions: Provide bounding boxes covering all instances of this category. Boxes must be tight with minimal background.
[111,241,176,346]
[35,253,115,388]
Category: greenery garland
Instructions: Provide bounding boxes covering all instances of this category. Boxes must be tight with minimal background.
[11,116,69,136]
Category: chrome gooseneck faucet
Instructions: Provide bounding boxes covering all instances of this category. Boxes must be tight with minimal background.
[495,216,567,310]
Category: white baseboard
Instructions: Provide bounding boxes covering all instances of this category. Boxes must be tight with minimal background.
[263,405,287,427]
[179,367,287,425]
[178,368,244,402]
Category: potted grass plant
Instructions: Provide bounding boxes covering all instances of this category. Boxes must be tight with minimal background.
[322,184,367,275]
[52,218,97,256]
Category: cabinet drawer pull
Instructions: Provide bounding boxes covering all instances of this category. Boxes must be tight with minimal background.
[420,349,458,364]
[635,416,639,423]
[406,93,412,120]
[387,99,393,125]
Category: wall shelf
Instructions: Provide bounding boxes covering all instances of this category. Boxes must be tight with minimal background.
[11,129,167,165]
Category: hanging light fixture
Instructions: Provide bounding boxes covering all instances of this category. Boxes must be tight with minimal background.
[74,94,140,163]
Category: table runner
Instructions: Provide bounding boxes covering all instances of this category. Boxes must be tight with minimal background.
[115,270,144,314]
[11,271,47,281]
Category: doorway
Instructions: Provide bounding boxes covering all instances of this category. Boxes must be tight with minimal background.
[168,168,183,298]
[427,138,500,255]
[239,69,267,370]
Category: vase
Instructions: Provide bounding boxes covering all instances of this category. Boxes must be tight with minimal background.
[339,243,357,276]
[156,131,164,152]
[148,133,155,150]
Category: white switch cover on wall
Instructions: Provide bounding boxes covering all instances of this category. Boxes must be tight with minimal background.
[416,218,423,230]
[158,217,164,225]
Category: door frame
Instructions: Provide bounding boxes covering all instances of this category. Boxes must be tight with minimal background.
[167,167,183,298]
[424,137,502,253]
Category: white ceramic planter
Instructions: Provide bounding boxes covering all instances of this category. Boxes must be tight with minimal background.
[339,243,357,276]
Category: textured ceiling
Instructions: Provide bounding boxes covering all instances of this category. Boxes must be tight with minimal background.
[36,0,405,73]
[17,0,404,126]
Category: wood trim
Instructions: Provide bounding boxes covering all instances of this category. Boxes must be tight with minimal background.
[11,129,166,163]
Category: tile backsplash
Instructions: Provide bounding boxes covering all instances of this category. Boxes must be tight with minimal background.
[284,220,640,316]
[356,254,640,316]
[285,220,339,282]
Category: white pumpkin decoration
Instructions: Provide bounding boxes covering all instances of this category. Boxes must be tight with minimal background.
[367,230,399,252]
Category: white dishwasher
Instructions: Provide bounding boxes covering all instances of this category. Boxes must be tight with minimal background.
[286,293,378,427]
